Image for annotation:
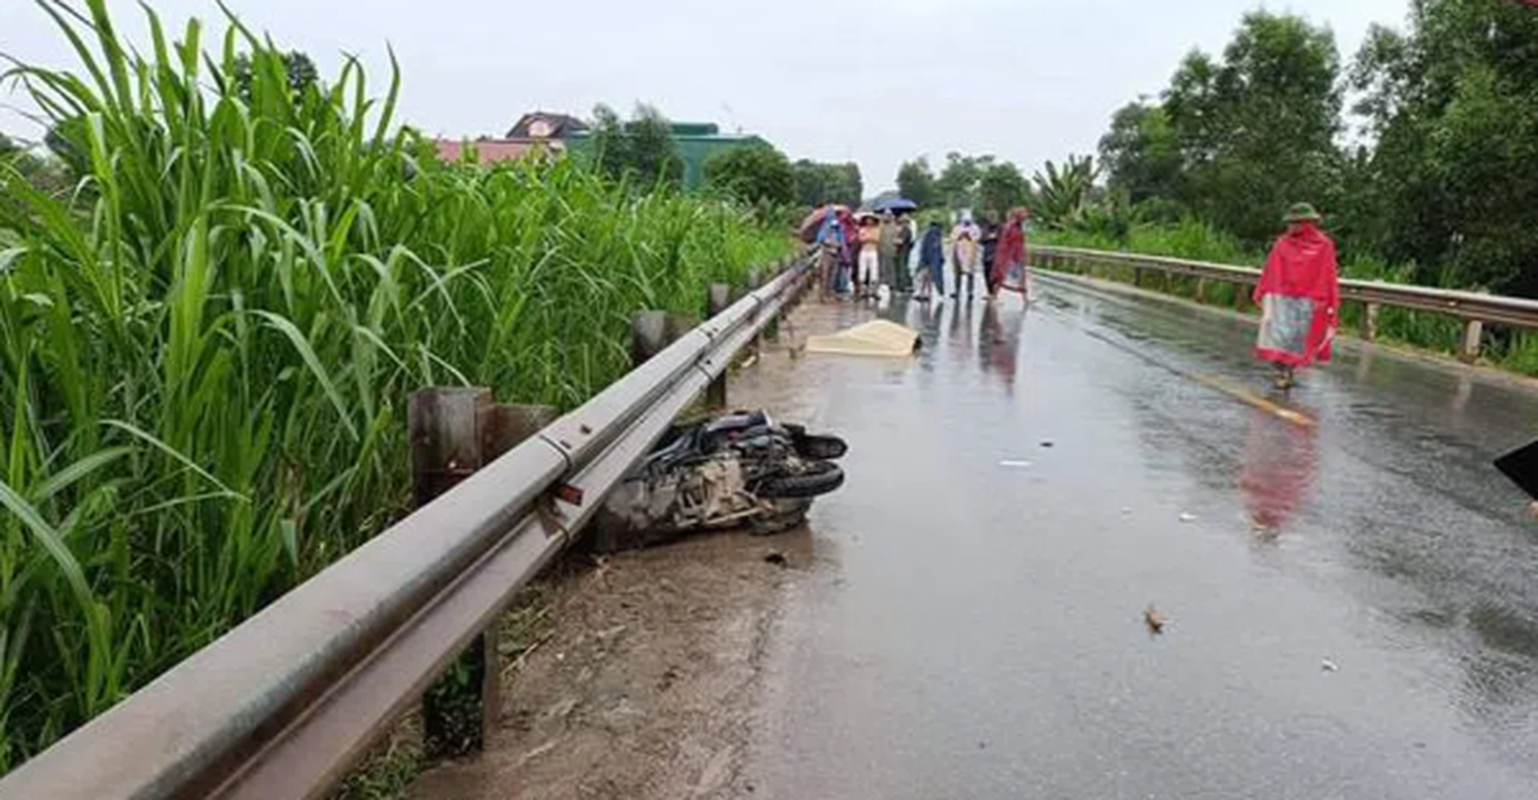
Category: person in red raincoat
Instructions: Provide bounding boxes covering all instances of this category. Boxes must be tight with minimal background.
[990,208,1031,301]
[1254,203,1340,389]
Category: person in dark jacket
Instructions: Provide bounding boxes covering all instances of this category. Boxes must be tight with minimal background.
[980,217,1001,296]
[893,212,916,294]
[916,220,946,302]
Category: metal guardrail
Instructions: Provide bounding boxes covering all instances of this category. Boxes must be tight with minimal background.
[1033,245,1538,361]
[0,257,812,800]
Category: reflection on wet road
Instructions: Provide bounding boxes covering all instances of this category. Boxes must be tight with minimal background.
[744,277,1538,799]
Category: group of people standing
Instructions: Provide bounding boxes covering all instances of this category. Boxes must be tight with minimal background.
[915,208,1032,303]
[815,207,1033,305]
[811,197,1342,393]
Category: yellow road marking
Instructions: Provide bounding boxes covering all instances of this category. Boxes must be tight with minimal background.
[1189,372,1317,428]
[1033,290,1319,429]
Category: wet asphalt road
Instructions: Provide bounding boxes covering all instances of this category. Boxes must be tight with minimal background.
[743,276,1538,799]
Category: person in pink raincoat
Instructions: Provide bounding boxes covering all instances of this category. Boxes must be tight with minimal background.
[1254,203,1340,390]
[990,207,1031,301]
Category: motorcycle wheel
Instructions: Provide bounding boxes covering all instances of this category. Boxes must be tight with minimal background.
[751,508,808,536]
[794,434,847,461]
[751,498,812,536]
[758,461,845,499]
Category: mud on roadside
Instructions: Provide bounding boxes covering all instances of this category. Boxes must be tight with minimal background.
[404,300,856,800]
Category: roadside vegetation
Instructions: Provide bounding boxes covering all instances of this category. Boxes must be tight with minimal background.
[1036,220,1538,374]
[0,0,791,770]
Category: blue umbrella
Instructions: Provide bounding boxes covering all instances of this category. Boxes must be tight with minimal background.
[873,197,919,213]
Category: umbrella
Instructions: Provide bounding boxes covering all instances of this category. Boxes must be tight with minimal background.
[873,197,919,214]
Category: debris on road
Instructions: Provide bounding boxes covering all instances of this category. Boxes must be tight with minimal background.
[1144,605,1166,634]
[763,552,788,567]
[805,319,919,358]
[1321,658,1340,673]
[1040,440,1056,448]
[999,460,1034,469]
[1179,512,1199,523]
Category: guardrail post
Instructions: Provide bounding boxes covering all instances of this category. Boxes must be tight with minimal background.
[412,388,490,759]
[745,270,765,359]
[762,261,784,342]
[595,313,687,555]
[411,388,490,508]
[707,282,731,408]
[631,310,670,366]
[1461,318,1484,363]
[473,403,555,749]
[630,310,692,368]
[1195,279,1208,303]
[412,390,555,759]
[1363,303,1380,342]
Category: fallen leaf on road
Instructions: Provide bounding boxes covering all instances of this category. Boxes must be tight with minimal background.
[1144,605,1166,634]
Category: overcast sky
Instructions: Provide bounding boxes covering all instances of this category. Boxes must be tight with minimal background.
[3,0,1409,191]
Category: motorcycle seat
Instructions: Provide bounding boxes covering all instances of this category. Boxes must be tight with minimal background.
[702,410,770,436]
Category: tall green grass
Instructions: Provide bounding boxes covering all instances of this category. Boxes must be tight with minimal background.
[0,0,790,768]
[1038,219,1488,369]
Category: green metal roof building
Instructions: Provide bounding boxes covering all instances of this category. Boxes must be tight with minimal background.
[566,122,769,190]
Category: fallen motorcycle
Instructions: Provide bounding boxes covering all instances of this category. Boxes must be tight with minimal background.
[595,410,847,547]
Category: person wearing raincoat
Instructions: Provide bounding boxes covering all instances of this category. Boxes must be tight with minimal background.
[878,211,900,294]
[916,219,946,302]
[894,212,916,294]
[1254,203,1340,390]
[991,208,1031,301]
[980,217,1001,296]
[950,211,983,301]
[814,211,852,301]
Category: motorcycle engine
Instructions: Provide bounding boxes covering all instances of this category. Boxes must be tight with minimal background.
[608,453,763,535]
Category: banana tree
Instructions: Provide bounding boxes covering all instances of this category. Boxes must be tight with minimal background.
[1032,155,1100,228]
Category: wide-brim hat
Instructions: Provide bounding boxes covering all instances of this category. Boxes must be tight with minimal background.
[1284,202,1322,223]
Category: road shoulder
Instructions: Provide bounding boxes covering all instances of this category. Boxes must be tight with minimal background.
[405,300,849,800]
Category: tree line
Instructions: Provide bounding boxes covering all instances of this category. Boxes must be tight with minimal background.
[892,151,1098,230]
[1093,1,1538,298]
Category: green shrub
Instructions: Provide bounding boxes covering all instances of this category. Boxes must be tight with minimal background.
[0,0,790,768]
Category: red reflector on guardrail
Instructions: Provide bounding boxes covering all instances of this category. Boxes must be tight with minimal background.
[555,484,585,506]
